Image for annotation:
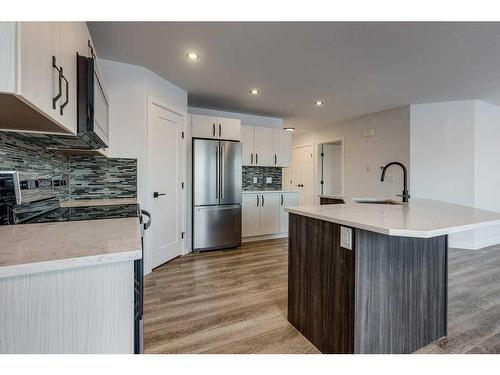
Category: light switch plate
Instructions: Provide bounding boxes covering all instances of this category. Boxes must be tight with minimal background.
[253,177,258,183]
[340,226,352,250]
[266,177,272,184]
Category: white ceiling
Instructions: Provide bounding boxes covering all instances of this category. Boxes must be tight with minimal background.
[88,22,500,131]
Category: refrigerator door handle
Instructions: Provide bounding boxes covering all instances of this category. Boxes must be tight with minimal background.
[220,145,225,200]
[215,146,219,199]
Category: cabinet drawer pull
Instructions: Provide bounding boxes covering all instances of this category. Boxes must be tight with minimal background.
[219,123,222,137]
[261,194,265,206]
[257,195,259,207]
[52,56,62,110]
[274,154,277,165]
[255,153,258,164]
[250,153,253,164]
[281,194,284,206]
[60,70,69,115]
[213,123,215,137]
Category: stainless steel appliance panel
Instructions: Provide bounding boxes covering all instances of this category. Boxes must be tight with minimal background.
[193,139,219,206]
[193,205,241,251]
[219,141,242,205]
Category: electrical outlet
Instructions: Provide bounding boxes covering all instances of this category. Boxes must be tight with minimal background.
[266,177,272,184]
[253,177,258,183]
[340,226,352,250]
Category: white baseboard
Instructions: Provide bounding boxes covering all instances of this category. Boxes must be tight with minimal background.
[450,236,500,250]
[242,233,288,243]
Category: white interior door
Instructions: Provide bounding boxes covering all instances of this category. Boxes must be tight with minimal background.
[291,145,315,205]
[149,103,184,268]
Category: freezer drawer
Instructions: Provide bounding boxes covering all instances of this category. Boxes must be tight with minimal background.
[194,205,241,251]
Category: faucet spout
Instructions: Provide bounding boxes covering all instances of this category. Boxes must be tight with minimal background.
[380,162,410,202]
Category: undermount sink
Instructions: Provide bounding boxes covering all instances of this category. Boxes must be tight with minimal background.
[352,198,402,205]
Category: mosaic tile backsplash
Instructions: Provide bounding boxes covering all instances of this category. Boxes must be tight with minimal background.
[0,132,137,201]
[242,166,282,191]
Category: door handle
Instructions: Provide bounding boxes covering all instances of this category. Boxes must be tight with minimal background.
[255,153,258,164]
[219,123,222,137]
[153,192,166,198]
[257,194,259,207]
[261,194,265,206]
[281,194,284,206]
[52,56,62,110]
[251,153,253,164]
[274,154,277,165]
[220,145,225,199]
[213,123,216,137]
[60,70,69,115]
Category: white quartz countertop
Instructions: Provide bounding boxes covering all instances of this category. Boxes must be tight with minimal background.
[285,199,500,238]
[0,217,142,278]
[61,198,138,208]
[243,190,300,194]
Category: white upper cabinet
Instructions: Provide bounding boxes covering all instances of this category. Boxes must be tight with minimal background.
[218,117,241,141]
[0,21,96,135]
[191,114,241,141]
[241,125,292,167]
[273,129,292,167]
[254,127,275,166]
[241,125,255,165]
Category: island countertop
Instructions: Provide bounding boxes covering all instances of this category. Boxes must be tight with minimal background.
[285,198,500,238]
[0,217,142,278]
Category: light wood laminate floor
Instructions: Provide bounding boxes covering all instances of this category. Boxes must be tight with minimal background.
[144,239,500,354]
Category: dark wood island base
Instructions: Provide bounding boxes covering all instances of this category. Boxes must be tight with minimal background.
[287,213,448,354]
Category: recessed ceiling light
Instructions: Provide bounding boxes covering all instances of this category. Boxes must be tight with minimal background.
[186,51,199,60]
[250,88,260,95]
[284,127,295,132]
[315,100,324,106]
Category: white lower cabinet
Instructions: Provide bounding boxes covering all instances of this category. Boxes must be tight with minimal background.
[259,193,280,235]
[242,193,261,237]
[242,191,299,239]
[279,192,299,233]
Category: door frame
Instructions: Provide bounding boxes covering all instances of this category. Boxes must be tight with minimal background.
[315,137,345,201]
[146,96,187,274]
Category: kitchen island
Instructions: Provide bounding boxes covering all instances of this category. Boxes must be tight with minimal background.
[285,199,500,354]
[0,217,142,353]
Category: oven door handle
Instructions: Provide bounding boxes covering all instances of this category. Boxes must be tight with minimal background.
[141,209,151,231]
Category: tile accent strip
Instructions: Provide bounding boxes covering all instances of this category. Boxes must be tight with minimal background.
[242,166,282,191]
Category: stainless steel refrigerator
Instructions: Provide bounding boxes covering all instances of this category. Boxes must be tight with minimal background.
[193,139,242,252]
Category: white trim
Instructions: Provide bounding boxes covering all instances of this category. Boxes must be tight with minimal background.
[451,235,500,250]
[242,233,288,243]
[146,96,188,274]
[315,137,345,204]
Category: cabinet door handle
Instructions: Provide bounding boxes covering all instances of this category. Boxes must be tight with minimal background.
[261,195,265,206]
[250,153,253,164]
[52,56,62,110]
[255,153,258,164]
[60,70,69,115]
[213,123,216,137]
[281,194,284,206]
[274,154,277,165]
[257,194,259,207]
[219,123,222,137]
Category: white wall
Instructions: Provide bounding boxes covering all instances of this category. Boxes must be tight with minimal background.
[100,59,188,274]
[188,106,283,128]
[410,100,500,249]
[293,106,411,200]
